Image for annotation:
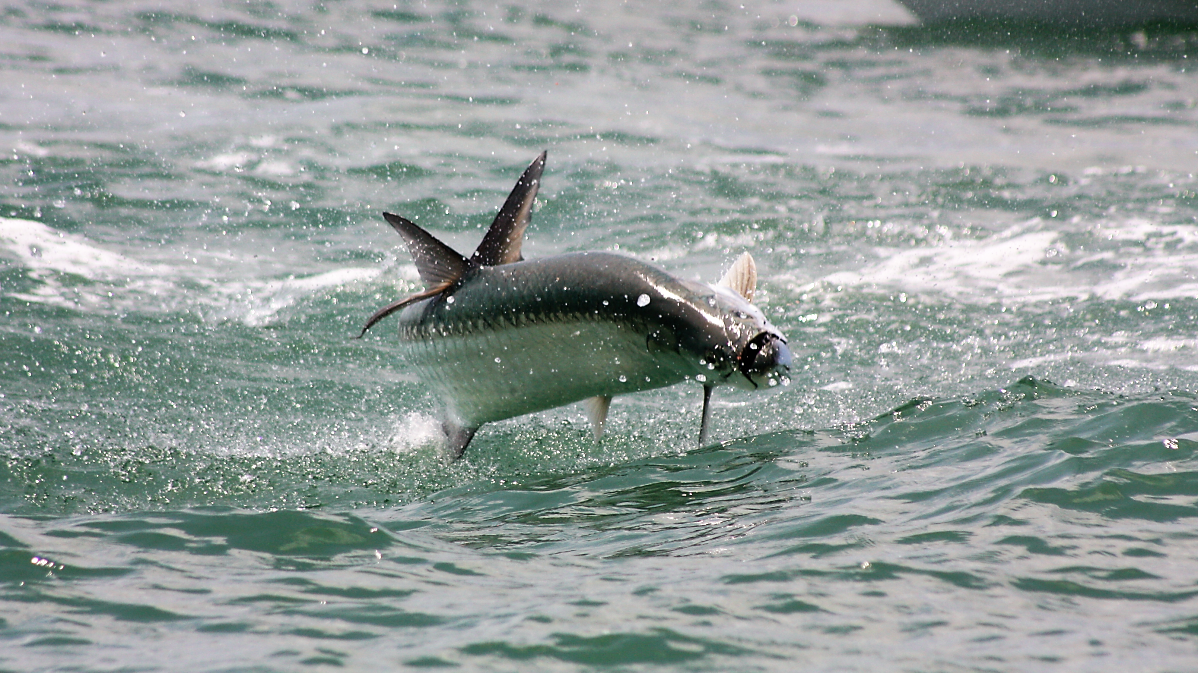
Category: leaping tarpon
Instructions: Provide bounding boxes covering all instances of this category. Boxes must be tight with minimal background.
[358,151,792,459]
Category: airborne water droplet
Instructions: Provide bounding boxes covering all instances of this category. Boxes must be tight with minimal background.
[637,294,650,307]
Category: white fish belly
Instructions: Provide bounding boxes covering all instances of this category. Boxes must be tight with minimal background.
[402,318,692,426]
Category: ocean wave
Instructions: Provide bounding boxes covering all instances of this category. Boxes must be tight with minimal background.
[0,217,380,326]
[798,216,1198,305]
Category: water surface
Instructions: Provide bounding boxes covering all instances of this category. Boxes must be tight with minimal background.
[2,1,1198,670]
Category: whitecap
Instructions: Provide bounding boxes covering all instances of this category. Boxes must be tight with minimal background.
[799,217,1198,305]
[0,217,382,325]
[1138,337,1198,353]
[13,141,50,158]
[230,266,380,327]
[252,160,296,177]
[196,152,257,171]
[814,221,1062,304]
[0,217,174,310]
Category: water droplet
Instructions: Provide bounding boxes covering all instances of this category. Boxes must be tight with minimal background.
[696,374,707,383]
[618,375,627,382]
[494,357,501,363]
[637,294,650,307]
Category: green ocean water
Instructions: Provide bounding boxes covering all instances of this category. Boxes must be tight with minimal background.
[3,1,1198,670]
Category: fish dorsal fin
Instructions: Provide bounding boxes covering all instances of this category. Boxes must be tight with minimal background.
[584,395,612,440]
[382,212,471,287]
[470,151,546,267]
[718,252,757,303]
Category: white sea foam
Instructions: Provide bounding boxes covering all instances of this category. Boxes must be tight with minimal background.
[196,152,257,172]
[252,160,296,177]
[0,218,156,279]
[814,221,1063,304]
[801,218,1198,305]
[232,267,380,327]
[0,217,380,325]
[13,141,50,158]
[1138,337,1198,353]
[1011,335,1198,372]
[0,217,174,310]
[1009,352,1075,369]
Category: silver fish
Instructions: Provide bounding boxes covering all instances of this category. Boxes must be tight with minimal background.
[359,151,791,459]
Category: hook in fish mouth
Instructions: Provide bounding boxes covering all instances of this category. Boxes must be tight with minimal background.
[738,332,792,388]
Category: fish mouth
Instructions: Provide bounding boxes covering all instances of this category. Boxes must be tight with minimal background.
[737,333,792,387]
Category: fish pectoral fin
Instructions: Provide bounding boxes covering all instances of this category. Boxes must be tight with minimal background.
[584,395,613,440]
[356,283,450,338]
[471,151,546,267]
[382,212,471,287]
[698,384,714,447]
[442,418,478,461]
[718,252,757,303]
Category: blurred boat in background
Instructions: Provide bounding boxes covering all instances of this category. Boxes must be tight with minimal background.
[893,0,1198,27]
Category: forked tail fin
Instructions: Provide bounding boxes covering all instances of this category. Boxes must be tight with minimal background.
[383,212,470,286]
[358,151,547,338]
[471,151,546,266]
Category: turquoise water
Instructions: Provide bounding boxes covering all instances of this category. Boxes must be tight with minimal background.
[3,1,1198,670]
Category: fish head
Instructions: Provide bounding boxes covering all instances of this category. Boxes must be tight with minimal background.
[689,283,791,391]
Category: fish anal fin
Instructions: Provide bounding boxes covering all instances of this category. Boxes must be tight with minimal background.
[442,418,478,461]
[382,212,470,287]
[584,395,613,440]
[471,151,546,267]
[698,385,714,447]
[718,252,757,303]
